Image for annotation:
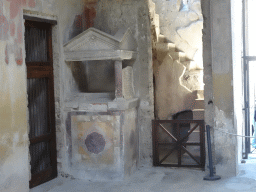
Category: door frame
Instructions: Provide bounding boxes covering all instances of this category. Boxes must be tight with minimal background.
[242,0,256,159]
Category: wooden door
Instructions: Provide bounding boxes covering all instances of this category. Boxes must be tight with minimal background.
[25,20,57,188]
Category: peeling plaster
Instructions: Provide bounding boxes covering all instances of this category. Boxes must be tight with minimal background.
[213,105,236,177]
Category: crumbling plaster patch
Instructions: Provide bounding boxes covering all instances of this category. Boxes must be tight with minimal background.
[201,0,238,177]
[0,1,30,189]
[213,106,236,177]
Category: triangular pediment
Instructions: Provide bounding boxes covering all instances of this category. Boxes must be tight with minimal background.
[64,28,120,52]
[64,27,137,61]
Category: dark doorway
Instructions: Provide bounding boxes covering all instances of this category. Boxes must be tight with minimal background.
[25,20,57,188]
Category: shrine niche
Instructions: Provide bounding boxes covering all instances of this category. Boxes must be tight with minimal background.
[63,27,139,181]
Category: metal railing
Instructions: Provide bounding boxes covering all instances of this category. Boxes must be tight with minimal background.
[152,120,205,168]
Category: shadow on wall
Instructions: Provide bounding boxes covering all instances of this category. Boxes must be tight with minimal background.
[155,55,197,119]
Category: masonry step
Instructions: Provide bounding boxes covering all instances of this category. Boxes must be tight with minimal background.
[158,34,168,43]
[196,90,204,100]
[149,0,156,17]
[194,99,204,109]
[192,109,204,120]
[154,14,160,36]
[169,51,186,62]
[183,69,203,79]
[181,61,194,70]
[156,42,176,52]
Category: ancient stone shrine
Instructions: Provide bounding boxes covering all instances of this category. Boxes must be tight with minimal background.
[63,27,138,180]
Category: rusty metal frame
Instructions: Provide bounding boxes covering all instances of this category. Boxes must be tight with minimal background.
[152,120,205,168]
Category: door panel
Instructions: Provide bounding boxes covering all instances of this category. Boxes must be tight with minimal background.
[25,20,57,188]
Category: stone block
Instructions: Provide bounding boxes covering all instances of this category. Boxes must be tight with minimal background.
[79,103,108,112]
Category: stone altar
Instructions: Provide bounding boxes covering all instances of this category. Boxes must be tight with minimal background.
[63,27,138,180]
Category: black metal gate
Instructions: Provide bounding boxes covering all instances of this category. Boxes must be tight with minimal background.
[152,120,205,168]
[25,20,57,188]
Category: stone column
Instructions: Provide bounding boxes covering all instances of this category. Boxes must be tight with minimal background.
[115,60,123,98]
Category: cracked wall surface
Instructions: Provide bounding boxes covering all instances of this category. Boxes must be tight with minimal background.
[202,0,243,177]
[0,0,99,190]
[152,0,203,63]
[150,0,204,120]
[1,0,153,189]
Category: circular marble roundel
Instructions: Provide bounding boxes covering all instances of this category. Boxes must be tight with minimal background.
[85,132,106,154]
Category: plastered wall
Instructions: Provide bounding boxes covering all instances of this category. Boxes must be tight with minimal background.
[0,1,35,191]
[0,0,153,188]
[152,0,203,67]
[0,0,96,190]
[150,0,204,120]
[202,0,242,177]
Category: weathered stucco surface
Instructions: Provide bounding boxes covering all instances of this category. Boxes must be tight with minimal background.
[0,1,32,191]
[155,54,197,119]
[91,0,153,166]
[150,0,204,121]
[152,0,203,63]
[202,0,241,177]
[0,0,93,190]
[0,0,244,189]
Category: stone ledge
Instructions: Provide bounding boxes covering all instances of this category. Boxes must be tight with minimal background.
[64,93,139,112]
[65,50,137,61]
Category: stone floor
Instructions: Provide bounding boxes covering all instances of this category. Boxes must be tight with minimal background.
[31,155,256,192]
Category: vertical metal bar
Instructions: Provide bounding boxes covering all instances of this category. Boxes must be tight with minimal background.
[178,122,181,166]
[206,125,213,175]
[31,79,34,138]
[41,78,44,135]
[39,29,42,62]
[45,29,47,61]
[204,125,221,180]
[200,123,205,167]
[37,79,40,137]
[28,28,30,61]
[44,78,48,134]
[152,120,156,165]
[36,28,39,61]
[243,0,250,158]
[44,29,46,61]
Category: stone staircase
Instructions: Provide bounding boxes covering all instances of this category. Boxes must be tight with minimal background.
[149,0,204,120]
[193,90,204,120]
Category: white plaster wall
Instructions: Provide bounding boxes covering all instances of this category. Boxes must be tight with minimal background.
[0,1,29,191]
[201,0,237,177]
[152,0,203,67]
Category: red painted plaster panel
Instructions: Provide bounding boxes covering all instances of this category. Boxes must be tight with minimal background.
[15,47,23,65]
[75,15,83,29]
[88,7,96,28]
[7,0,26,19]
[28,0,36,8]
[10,22,15,36]
[0,2,3,15]
[5,45,9,64]
[0,15,9,40]
[17,22,23,43]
